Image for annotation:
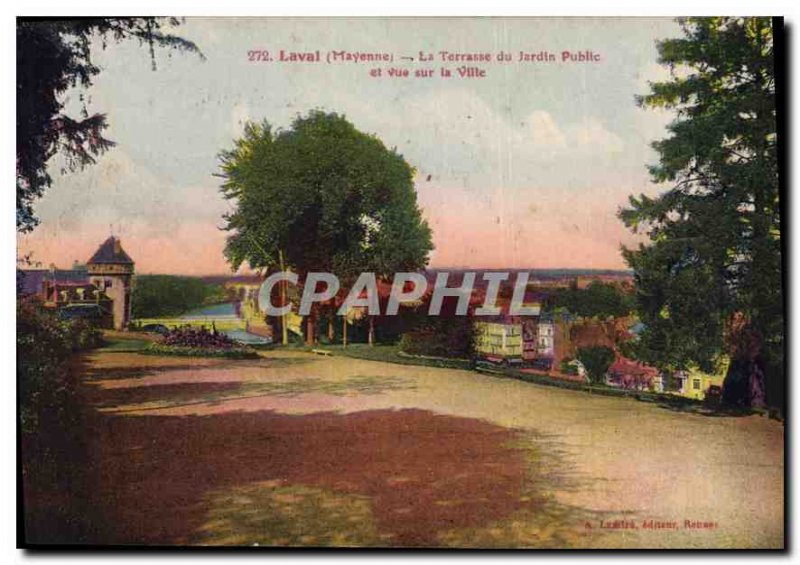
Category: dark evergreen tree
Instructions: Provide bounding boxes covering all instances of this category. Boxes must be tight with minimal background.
[620,18,781,408]
[17,18,202,232]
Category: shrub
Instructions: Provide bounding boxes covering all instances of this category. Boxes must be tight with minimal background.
[17,301,101,435]
[148,326,258,359]
[398,330,439,357]
[576,345,616,384]
[144,343,258,359]
[67,318,104,351]
[398,317,475,359]
[161,326,238,349]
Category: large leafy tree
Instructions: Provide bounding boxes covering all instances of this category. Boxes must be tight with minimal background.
[219,111,434,345]
[620,18,781,407]
[17,17,202,233]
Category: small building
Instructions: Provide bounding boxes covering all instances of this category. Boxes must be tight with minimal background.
[607,357,660,391]
[474,300,542,365]
[474,315,525,364]
[19,237,134,329]
[672,358,729,400]
[532,312,578,370]
[536,313,555,358]
[87,236,135,330]
[19,266,89,299]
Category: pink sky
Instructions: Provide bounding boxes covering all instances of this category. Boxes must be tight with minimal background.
[18,182,646,275]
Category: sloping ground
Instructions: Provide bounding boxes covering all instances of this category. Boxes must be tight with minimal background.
[24,349,784,548]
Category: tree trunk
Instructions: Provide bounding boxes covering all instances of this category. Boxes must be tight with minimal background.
[342,313,348,347]
[327,311,335,342]
[722,355,766,408]
[750,359,766,408]
[368,316,375,346]
[306,309,316,346]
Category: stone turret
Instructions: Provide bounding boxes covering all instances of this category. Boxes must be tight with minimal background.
[87,236,134,330]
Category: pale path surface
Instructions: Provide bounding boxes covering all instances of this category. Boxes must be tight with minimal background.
[84,349,784,548]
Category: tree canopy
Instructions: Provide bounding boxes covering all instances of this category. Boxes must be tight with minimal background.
[131,275,225,319]
[550,281,635,321]
[16,18,202,232]
[576,346,616,385]
[218,111,434,342]
[619,18,781,406]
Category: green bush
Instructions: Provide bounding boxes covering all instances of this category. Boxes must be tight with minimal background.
[398,317,474,359]
[576,345,616,384]
[66,318,104,351]
[394,292,476,358]
[17,301,101,434]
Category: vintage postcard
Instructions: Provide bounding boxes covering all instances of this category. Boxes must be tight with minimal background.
[16,16,785,549]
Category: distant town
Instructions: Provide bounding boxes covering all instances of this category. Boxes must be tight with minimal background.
[19,235,719,402]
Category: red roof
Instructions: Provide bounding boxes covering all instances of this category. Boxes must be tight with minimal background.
[609,357,659,378]
[46,281,93,288]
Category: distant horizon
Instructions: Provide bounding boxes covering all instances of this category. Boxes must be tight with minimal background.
[128,267,635,279]
[23,256,635,279]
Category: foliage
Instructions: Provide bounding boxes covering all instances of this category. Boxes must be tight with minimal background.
[619,18,781,406]
[220,111,433,276]
[17,18,202,232]
[131,275,224,318]
[218,111,434,343]
[576,346,616,384]
[161,326,238,349]
[148,326,258,358]
[17,300,102,434]
[65,317,104,350]
[396,293,476,359]
[398,318,475,359]
[551,281,635,320]
[144,342,259,360]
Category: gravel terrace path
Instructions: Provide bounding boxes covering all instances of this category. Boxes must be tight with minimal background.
[59,348,783,548]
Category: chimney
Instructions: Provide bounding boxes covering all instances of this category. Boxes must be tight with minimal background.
[113,237,122,255]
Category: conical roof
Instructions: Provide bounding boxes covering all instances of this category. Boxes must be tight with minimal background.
[87,236,134,265]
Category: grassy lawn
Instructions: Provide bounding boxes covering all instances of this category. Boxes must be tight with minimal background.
[313,343,473,370]
[97,337,151,353]
[308,343,748,417]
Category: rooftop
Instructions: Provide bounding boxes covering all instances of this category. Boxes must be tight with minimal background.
[87,236,134,265]
[17,268,89,295]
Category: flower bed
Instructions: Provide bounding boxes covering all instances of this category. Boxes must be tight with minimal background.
[143,342,259,359]
[144,326,259,359]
